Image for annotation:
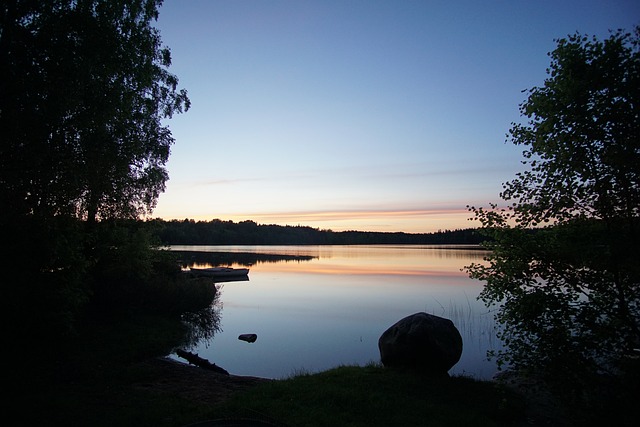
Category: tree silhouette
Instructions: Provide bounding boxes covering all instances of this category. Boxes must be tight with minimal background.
[467,27,639,395]
[0,0,189,223]
[0,0,191,340]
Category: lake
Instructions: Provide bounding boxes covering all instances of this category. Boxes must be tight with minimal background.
[168,244,502,380]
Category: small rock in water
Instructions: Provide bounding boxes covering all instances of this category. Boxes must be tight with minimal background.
[238,333,257,343]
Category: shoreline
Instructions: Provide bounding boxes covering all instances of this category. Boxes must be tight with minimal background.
[144,356,568,426]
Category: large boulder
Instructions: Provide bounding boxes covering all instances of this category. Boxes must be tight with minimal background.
[378,312,463,375]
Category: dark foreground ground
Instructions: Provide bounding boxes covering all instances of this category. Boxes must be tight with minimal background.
[11,351,634,427]
[134,357,638,427]
[134,357,272,405]
[125,357,567,426]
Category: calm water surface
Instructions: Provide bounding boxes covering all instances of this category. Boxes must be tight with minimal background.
[168,245,502,380]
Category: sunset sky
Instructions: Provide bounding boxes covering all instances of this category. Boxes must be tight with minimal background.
[151,0,638,233]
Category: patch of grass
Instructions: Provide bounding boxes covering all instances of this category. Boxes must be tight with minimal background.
[215,365,525,427]
[10,310,525,427]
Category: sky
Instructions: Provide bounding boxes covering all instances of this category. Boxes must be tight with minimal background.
[151,0,639,233]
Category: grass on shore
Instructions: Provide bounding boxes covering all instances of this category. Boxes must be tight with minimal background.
[214,364,525,427]
[9,313,526,427]
[14,363,525,427]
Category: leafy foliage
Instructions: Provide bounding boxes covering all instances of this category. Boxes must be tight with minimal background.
[0,0,189,222]
[0,1,199,345]
[6,215,91,343]
[466,27,640,391]
[501,28,639,226]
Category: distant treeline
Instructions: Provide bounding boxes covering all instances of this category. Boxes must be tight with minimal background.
[148,218,487,246]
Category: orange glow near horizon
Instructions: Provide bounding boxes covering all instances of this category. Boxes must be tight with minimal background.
[153,207,478,233]
[184,245,487,278]
[251,262,471,278]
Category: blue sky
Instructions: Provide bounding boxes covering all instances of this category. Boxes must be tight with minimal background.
[151,0,639,233]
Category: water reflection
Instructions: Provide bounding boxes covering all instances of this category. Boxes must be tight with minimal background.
[168,245,500,380]
[171,248,316,268]
[180,291,223,348]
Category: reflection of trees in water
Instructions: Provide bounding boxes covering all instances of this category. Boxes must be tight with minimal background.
[175,251,316,267]
[180,287,223,349]
[174,251,315,350]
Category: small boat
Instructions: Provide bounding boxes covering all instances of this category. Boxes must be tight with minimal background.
[188,266,250,277]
